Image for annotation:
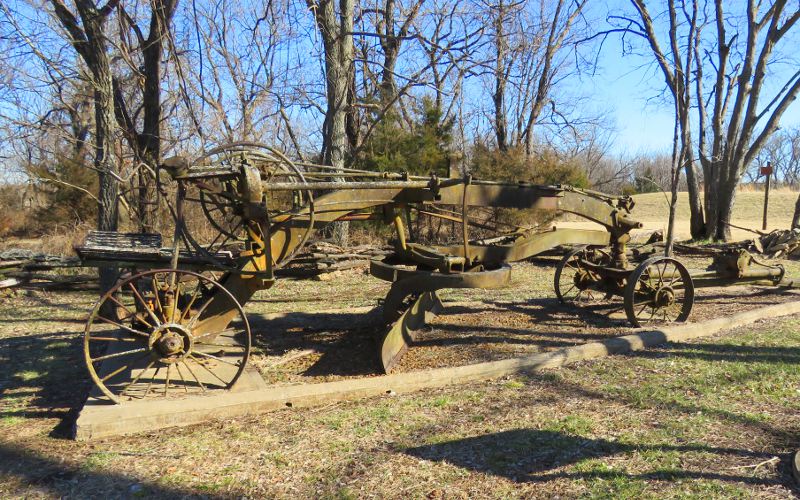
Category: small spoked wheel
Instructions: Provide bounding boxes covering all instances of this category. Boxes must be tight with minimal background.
[623,256,694,327]
[554,246,609,304]
[84,269,251,403]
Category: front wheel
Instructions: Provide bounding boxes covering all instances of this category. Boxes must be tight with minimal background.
[623,256,694,328]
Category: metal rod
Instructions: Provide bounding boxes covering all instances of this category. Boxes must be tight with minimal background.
[262,180,434,191]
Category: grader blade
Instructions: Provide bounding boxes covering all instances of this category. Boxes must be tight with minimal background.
[378,291,443,373]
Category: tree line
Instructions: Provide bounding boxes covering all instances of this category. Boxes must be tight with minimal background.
[1,0,799,245]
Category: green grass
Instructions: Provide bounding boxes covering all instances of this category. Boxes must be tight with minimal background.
[0,271,798,497]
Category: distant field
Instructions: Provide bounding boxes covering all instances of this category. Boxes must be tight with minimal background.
[560,189,799,241]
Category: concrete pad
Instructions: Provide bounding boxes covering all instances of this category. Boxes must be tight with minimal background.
[73,298,800,441]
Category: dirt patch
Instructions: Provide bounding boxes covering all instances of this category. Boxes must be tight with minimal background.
[246,259,800,387]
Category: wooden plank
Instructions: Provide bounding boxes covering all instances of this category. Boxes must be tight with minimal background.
[74,298,800,440]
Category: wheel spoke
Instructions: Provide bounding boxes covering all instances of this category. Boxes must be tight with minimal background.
[141,366,161,399]
[105,295,139,325]
[197,327,240,339]
[120,360,155,396]
[171,281,183,323]
[194,340,243,348]
[89,336,139,342]
[187,355,229,386]
[95,316,150,339]
[127,283,160,327]
[151,276,166,320]
[181,360,207,391]
[91,347,148,363]
[180,281,203,323]
[174,362,190,393]
[163,364,171,396]
[187,299,216,329]
[100,352,151,382]
[192,350,242,367]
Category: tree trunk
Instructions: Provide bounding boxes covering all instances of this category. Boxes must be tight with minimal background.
[313,0,354,247]
[682,149,705,239]
[492,0,508,152]
[137,0,176,233]
[791,193,800,229]
[92,43,120,297]
[712,176,738,241]
[51,0,121,296]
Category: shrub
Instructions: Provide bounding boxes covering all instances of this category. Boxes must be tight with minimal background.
[352,96,454,177]
[26,154,97,234]
[470,142,590,188]
[469,142,591,230]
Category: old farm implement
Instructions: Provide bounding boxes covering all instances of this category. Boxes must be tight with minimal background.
[75,143,788,403]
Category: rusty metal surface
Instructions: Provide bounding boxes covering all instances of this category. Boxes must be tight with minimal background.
[75,142,794,402]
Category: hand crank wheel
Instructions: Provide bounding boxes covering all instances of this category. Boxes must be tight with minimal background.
[84,269,251,403]
[178,143,314,270]
[623,256,694,327]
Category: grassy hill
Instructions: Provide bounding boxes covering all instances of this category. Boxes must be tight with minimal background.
[561,189,798,241]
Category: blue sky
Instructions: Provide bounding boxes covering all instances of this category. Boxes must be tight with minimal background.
[582,2,800,155]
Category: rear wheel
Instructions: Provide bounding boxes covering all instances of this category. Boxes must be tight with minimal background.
[554,246,610,304]
[84,269,250,403]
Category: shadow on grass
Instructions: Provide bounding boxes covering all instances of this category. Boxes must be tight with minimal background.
[0,328,89,433]
[405,428,795,488]
[0,441,207,498]
[246,297,627,377]
[634,341,800,365]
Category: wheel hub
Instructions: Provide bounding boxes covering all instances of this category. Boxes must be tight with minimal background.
[654,287,675,307]
[573,269,595,290]
[148,323,193,363]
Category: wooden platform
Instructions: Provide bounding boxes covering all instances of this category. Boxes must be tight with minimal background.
[73,299,800,441]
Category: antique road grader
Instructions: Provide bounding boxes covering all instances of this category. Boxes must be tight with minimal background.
[74,143,789,403]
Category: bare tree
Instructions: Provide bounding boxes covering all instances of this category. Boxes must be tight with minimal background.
[307,0,356,245]
[695,0,800,240]
[609,0,800,240]
[114,0,178,232]
[485,0,588,155]
[606,0,705,239]
[49,0,121,292]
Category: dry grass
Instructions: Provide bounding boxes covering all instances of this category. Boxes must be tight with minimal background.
[0,258,799,498]
[557,190,799,242]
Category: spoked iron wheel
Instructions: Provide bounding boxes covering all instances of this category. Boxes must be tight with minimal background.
[554,246,610,304]
[623,256,694,328]
[84,269,251,403]
[179,143,314,269]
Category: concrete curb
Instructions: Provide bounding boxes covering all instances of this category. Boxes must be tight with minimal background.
[74,299,800,440]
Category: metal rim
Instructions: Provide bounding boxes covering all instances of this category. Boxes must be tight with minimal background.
[623,256,694,327]
[84,269,251,403]
[554,246,608,304]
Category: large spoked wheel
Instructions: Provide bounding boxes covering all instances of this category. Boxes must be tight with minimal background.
[84,269,251,403]
[179,143,315,269]
[623,256,694,327]
[554,246,610,304]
